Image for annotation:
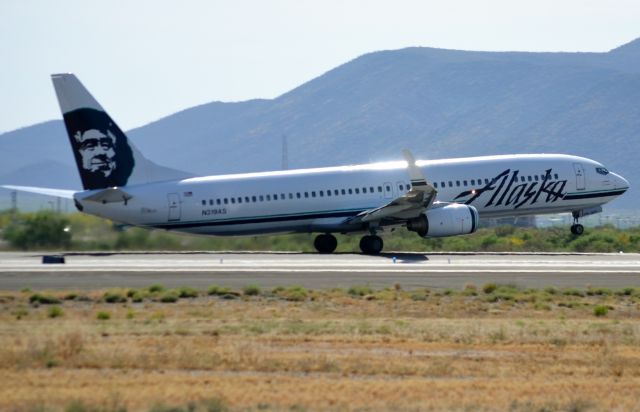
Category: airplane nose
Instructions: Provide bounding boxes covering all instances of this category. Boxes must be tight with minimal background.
[611,172,630,190]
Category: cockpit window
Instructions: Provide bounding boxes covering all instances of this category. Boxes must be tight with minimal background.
[596,167,609,175]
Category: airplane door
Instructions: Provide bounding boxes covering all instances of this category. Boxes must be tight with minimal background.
[383,182,393,199]
[573,163,586,191]
[167,193,181,221]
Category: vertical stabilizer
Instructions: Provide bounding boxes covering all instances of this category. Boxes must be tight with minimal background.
[51,74,191,190]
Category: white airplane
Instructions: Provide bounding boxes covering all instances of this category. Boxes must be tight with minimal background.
[3,74,630,254]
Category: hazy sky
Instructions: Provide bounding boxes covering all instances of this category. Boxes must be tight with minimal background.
[0,0,638,133]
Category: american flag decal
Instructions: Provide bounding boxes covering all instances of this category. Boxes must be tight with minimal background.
[184,191,193,197]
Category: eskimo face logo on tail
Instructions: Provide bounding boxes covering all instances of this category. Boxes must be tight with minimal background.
[63,108,135,190]
[454,168,567,209]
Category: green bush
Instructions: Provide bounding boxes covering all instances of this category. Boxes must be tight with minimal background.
[594,305,609,317]
[103,291,127,303]
[177,286,199,298]
[4,210,640,253]
[562,288,585,297]
[2,211,72,250]
[278,285,308,302]
[29,293,61,305]
[207,285,231,296]
[48,306,63,318]
[130,291,145,303]
[619,287,635,296]
[348,286,374,297]
[243,284,261,296]
[96,311,111,320]
[482,283,497,294]
[159,291,179,303]
[148,284,166,293]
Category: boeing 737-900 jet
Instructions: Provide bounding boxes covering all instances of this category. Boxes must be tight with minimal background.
[3,74,630,254]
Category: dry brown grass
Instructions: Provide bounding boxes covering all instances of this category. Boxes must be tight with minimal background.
[0,287,640,411]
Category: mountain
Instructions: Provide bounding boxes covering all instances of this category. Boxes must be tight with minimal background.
[1,38,639,210]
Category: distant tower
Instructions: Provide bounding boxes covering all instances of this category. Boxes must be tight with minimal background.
[281,134,289,170]
[11,190,18,222]
[10,190,17,213]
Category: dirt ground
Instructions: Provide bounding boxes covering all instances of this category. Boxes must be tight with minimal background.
[1,285,639,411]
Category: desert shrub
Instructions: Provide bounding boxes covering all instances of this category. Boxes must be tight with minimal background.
[29,293,61,305]
[348,285,374,297]
[279,285,308,302]
[103,291,127,303]
[2,211,72,250]
[129,291,146,302]
[48,306,63,318]
[149,397,228,412]
[177,286,199,298]
[159,291,179,303]
[96,311,111,320]
[617,287,635,296]
[494,225,516,237]
[562,288,585,297]
[587,287,612,296]
[594,305,609,317]
[482,283,497,294]
[243,284,261,296]
[148,284,166,293]
[207,285,232,296]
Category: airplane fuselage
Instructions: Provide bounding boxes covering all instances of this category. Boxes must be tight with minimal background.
[78,153,628,236]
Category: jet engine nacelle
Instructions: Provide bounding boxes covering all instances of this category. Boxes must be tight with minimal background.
[407,204,479,238]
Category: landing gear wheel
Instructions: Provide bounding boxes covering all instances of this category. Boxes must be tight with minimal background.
[314,234,337,254]
[359,235,384,255]
[570,224,584,235]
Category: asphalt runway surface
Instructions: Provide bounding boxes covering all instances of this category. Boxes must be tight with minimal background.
[1,251,640,291]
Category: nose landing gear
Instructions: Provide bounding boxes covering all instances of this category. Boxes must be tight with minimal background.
[570,211,584,235]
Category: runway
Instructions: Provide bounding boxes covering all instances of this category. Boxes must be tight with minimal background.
[1,251,639,291]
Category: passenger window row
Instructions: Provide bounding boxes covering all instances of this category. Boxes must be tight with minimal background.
[200,183,411,207]
[432,173,560,189]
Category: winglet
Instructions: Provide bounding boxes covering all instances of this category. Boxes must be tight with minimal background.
[402,149,428,188]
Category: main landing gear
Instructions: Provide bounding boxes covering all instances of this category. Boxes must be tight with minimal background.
[570,211,584,235]
[314,233,337,254]
[312,233,384,255]
[359,235,384,255]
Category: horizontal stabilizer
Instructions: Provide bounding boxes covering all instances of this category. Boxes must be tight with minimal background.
[1,185,76,199]
[79,187,133,204]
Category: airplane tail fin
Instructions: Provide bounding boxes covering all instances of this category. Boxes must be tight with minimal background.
[51,74,192,191]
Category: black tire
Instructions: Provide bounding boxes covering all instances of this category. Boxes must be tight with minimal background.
[314,234,337,254]
[359,236,371,254]
[571,224,584,236]
[360,235,384,255]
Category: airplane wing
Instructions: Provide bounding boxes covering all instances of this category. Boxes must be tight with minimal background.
[349,150,437,224]
[1,185,77,199]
